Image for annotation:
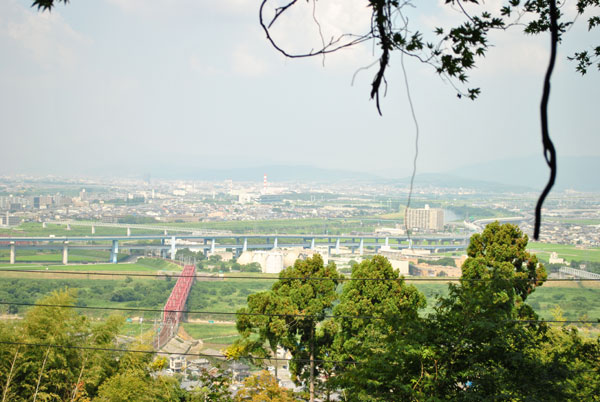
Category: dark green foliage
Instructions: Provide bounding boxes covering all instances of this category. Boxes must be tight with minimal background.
[467,221,546,301]
[109,287,139,302]
[238,262,262,273]
[330,256,426,400]
[569,259,600,274]
[117,215,157,224]
[0,278,175,314]
[0,290,125,401]
[418,257,456,267]
[272,255,341,389]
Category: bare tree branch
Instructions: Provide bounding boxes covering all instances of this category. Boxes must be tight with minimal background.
[1,346,20,402]
[534,0,559,240]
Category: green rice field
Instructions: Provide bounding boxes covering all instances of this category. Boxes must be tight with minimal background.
[528,242,600,263]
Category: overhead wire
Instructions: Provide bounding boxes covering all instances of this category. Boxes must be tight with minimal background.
[0,340,362,365]
[1,340,596,377]
[0,301,377,320]
[1,301,598,325]
[1,268,599,282]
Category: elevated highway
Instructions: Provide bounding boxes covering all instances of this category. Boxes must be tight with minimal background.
[0,233,470,264]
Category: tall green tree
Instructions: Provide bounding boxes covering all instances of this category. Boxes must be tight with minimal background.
[420,223,565,400]
[331,255,426,401]
[228,290,293,379]
[272,254,341,402]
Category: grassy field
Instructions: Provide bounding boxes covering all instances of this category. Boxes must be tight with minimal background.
[0,222,163,237]
[528,282,600,320]
[372,212,404,220]
[528,242,600,263]
[0,250,128,264]
[0,259,181,273]
[121,321,157,338]
[186,278,275,315]
[182,322,239,345]
[139,218,378,235]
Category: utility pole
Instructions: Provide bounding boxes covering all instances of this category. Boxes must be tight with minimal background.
[309,322,315,402]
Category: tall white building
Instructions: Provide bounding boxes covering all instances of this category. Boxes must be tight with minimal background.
[405,204,444,231]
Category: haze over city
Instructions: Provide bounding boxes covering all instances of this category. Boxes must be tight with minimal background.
[1,0,599,183]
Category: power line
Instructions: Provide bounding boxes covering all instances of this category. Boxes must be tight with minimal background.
[0,340,361,365]
[0,340,597,376]
[1,268,599,282]
[0,301,377,320]
[517,319,600,324]
[1,301,598,325]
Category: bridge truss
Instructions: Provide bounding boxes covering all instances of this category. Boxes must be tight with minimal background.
[153,262,196,350]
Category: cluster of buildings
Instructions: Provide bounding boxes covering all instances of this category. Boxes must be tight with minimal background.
[0,177,393,228]
[1,175,598,248]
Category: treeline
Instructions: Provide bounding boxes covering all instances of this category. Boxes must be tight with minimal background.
[417,256,456,267]
[176,249,262,273]
[229,223,600,401]
[0,278,175,315]
[117,215,158,224]
[569,259,600,274]
[546,259,600,275]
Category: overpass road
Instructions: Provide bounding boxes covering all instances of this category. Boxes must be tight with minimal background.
[0,233,470,264]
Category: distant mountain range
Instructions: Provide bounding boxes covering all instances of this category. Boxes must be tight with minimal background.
[390,173,536,193]
[150,156,600,193]
[153,165,381,183]
[446,155,600,192]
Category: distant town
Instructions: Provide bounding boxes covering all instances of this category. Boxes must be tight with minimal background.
[1,174,598,247]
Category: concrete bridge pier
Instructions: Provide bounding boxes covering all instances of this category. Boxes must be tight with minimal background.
[91,225,95,235]
[111,240,119,264]
[335,238,340,254]
[310,238,315,251]
[42,222,46,229]
[385,237,389,247]
[9,241,15,264]
[62,241,69,265]
[127,226,131,237]
[273,237,278,249]
[170,236,176,260]
[359,238,364,256]
[210,239,216,254]
[242,238,248,253]
[160,238,167,259]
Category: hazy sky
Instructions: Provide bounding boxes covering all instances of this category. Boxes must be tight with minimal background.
[0,0,598,179]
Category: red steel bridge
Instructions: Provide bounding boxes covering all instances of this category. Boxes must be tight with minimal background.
[153,262,196,349]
